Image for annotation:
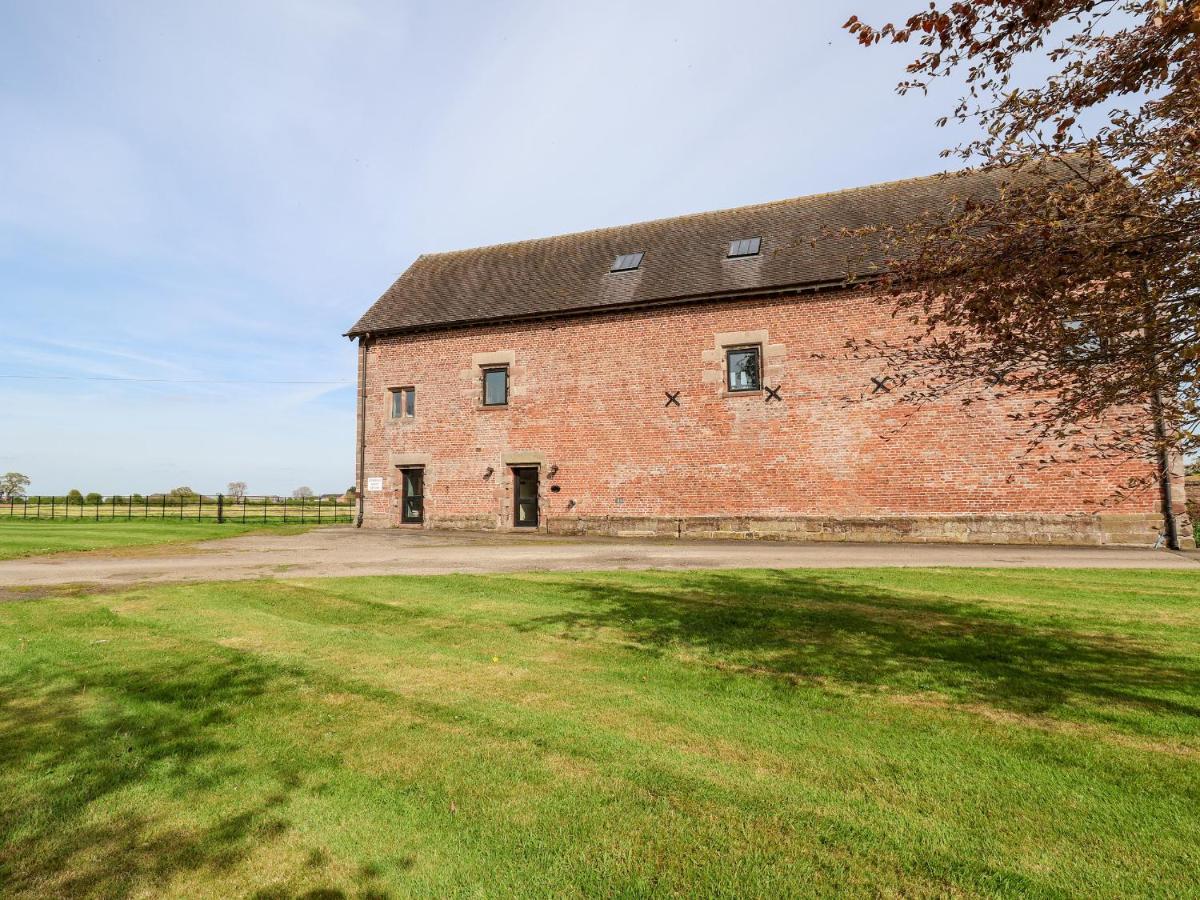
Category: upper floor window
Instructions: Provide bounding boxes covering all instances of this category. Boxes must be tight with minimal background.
[391,386,415,418]
[1062,317,1105,360]
[482,367,508,406]
[726,346,761,392]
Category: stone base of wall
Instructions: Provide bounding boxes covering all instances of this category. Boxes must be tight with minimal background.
[543,512,1174,547]
[424,515,498,531]
[360,509,1185,548]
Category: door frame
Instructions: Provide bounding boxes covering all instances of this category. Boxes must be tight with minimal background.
[511,466,539,528]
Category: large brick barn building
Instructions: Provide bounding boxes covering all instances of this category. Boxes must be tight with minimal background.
[347,169,1192,547]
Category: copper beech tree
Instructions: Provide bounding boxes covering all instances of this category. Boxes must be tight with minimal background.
[843,1,1198,544]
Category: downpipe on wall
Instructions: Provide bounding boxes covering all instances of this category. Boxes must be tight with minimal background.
[355,334,369,528]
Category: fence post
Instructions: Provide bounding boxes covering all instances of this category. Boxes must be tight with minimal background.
[217,494,224,524]
[198,494,203,522]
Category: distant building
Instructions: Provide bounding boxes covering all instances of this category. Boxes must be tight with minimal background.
[346,169,1191,547]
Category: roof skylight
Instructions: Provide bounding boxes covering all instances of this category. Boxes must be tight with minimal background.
[610,252,644,272]
[728,237,762,258]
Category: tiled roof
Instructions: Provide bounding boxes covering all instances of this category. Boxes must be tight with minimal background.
[347,166,1047,336]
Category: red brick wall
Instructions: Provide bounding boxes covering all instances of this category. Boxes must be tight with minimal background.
[356,289,1182,545]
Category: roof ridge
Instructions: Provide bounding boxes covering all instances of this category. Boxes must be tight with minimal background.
[418,166,973,260]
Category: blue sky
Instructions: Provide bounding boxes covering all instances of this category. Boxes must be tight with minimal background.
[2,1,959,496]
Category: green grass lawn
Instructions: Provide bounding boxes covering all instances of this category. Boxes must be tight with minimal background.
[0,519,315,560]
[1,568,1198,898]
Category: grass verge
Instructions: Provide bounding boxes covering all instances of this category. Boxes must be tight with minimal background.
[1,568,1197,897]
[0,519,317,560]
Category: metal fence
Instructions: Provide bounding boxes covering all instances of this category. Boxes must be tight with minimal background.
[0,494,353,524]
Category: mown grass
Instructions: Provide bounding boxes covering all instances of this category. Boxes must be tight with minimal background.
[0,519,316,560]
[1,568,1198,897]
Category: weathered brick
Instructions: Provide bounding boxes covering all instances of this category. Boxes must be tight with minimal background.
[356,289,1190,547]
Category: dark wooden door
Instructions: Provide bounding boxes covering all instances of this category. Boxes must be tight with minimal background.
[512,467,538,528]
[401,468,424,523]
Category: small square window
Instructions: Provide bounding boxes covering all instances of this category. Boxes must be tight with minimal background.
[1061,318,1105,360]
[390,387,415,418]
[611,252,644,272]
[482,367,508,406]
[726,346,761,392]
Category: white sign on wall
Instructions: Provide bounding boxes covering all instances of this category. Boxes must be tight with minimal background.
[366,477,384,492]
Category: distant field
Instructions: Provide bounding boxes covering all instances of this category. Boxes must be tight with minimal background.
[0,520,316,560]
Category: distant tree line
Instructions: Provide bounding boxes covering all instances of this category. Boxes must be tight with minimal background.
[3,474,355,504]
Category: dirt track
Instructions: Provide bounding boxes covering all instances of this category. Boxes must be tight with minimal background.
[0,526,1195,589]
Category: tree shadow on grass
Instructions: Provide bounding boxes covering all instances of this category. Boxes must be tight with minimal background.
[520,570,1200,729]
[0,652,310,898]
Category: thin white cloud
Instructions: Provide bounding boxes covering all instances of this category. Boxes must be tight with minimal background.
[32,337,194,373]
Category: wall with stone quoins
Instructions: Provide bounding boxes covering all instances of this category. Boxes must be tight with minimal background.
[355,288,1190,546]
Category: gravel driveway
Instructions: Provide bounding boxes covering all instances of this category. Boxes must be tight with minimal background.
[0,526,1195,589]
